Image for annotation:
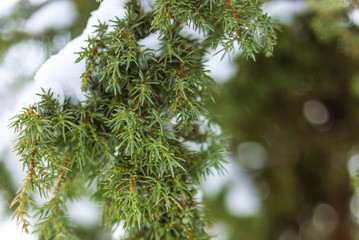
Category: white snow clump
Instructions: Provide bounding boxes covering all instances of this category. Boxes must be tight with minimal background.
[140,0,156,14]
[24,0,78,34]
[179,22,206,42]
[0,0,18,18]
[33,0,129,105]
[204,43,241,83]
[138,31,162,56]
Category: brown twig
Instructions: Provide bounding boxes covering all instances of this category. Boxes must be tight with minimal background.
[55,160,68,194]
[178,62,186,79]
[15,140,39,233]
[222,0,240,21]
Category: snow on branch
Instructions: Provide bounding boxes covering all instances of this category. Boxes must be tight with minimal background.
[33,0,129,105]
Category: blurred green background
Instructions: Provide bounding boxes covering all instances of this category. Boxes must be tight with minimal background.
[2,0,359,239]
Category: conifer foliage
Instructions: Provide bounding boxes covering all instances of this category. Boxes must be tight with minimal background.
[9,0,278,239]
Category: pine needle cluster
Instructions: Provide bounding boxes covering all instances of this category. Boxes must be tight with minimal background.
[9,1,278,239]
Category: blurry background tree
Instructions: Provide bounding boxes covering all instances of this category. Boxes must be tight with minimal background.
[207,3,359,240]
[2,0,359,240]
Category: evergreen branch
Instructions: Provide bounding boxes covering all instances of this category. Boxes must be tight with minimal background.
[54,159,68,197]
[10,138,40,233]
[10,0,277,238]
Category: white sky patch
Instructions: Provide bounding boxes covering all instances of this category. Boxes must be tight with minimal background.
[200,157,232,198]
[263,0,307,24]
[112,221,126,239]
[349,8,359,26]
[225,180,260,216]
[67,198,101,226]
[24,0,78,34]
[0,0,18,18]
[200,156,259,216]
[140,0,155,14]
[33,0,130,105]
[207,221,231,240]
[0,219,37,240]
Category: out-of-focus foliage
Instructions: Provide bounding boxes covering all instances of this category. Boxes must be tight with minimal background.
[0,0,98,52]
[308,0,359,59]
[211,12,359,240]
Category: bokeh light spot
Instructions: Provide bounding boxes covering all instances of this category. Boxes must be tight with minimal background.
[237,142,267,170]
[303,100,329,125]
